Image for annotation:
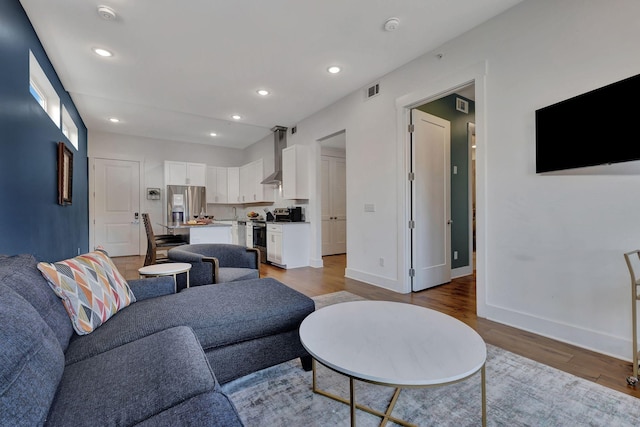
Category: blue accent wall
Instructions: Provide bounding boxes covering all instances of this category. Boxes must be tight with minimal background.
[0,1,88,261]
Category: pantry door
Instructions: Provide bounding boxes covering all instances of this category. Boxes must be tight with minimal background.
[321,155,347,255]
[93,158,141,256]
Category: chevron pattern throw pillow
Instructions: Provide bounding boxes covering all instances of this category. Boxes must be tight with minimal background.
[38,249,136,335]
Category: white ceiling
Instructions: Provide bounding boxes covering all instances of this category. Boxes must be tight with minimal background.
[20,0,520,149]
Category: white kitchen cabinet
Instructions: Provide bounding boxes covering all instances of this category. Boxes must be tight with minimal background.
[164,161,206,186]
[246,224,254,248]
[216,220,238,244]
[227,167,240,204]
[282,145,309,199]
[188,225,232,244]
[239,162,253,203]
[239,159,273,203]
[266,224,283,265]
[267,223,309,269]
[206,166,228,204]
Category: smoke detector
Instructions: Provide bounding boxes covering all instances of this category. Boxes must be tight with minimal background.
[97,6,117,21]
[384,17,400,32]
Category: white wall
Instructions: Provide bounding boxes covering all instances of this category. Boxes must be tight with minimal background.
[285,0,640,360]
[88,130,246,241]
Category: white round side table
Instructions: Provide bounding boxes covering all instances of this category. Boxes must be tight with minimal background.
[299,300,487,426]
[138,262,191,293]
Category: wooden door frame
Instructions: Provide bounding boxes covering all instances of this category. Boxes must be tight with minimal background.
[89,157,144,255]
[394,61,488,317]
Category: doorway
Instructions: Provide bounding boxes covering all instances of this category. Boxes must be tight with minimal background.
[410,84,477,291]
[92,158,141,256]
[318,131,347,256]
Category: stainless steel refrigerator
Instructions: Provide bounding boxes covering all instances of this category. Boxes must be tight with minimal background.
[166,185,206,224]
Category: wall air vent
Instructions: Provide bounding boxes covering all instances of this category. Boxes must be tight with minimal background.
[456,97,469,114]
[365,83,380,100]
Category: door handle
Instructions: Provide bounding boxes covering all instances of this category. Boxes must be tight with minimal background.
[447,220,453,225]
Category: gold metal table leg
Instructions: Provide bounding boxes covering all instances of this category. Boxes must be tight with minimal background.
[482,364,487,427]
[350,377,356,427]
[311,359,416,427]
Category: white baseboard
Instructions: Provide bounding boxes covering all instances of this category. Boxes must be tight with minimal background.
[483,303,630,362]
[345,268,407,294]
[309,257,323,268]
[452,265,473,278]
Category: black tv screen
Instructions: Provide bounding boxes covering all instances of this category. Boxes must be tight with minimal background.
[536,73,640,173]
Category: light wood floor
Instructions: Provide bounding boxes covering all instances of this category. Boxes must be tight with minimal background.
[114,254,640,399]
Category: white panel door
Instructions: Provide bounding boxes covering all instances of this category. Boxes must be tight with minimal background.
[331,157,347,253]
[321,155,347,255]
[94,158,140,256]
[411,110,451,291]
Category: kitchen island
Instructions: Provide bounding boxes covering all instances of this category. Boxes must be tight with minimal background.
[165,222,232,244]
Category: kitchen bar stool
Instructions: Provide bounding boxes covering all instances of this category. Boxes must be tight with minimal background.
[624,250,640,379]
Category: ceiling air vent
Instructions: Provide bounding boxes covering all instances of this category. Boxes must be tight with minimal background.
[365,83,380,100]
[456,97,469,114]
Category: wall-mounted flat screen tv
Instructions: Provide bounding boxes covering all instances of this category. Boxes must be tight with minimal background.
[536,73,640,173]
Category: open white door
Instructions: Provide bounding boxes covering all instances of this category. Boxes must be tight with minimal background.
[94,158,141,256]
[411,109,451,291]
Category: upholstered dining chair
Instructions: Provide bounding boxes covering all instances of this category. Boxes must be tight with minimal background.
[142,213,188,266]
[168,243,260,290]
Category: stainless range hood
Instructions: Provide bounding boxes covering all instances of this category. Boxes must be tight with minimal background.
[261,125,288,185]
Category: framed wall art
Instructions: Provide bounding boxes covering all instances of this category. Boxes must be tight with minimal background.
[57,141,73,205]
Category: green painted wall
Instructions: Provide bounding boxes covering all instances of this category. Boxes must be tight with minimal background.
[417,93,475,269]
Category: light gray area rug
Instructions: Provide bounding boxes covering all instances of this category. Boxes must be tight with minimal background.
[222,291,640,426]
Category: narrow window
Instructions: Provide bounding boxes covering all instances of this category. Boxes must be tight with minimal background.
[29,79,46,110]
[29,50,60,127]
[61,105,78,149]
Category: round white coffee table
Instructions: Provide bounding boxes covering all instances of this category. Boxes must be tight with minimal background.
[138,262,191,293]
[299,300,487,427]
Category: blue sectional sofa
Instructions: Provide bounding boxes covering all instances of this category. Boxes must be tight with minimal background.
[0,253,315,426]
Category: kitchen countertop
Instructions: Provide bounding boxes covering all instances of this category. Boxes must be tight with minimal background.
[176,219,311,225]
[164,222,232,229]
[264,221,310,224]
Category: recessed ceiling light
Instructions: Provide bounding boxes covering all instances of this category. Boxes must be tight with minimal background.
[327,66,341,74]
[257,89,270,96]
[209,132,217,137]
[108,117,120,123]
[97,6,117,21]
[231,115,242,120]
[383,17,400,32]
[93,48,113,57]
